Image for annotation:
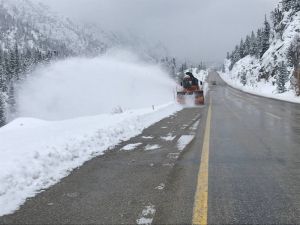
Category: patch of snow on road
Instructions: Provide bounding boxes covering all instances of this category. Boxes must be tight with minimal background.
[145,144,161,151]
[160,133,176,141]
[136,204,156,225]
[190,120,200,131]
[121,143,142,151]
[142,136,154,139]
[0,103,181,217]
[167,153,180,159]
[155,183,165,190]
[177,135,195,151]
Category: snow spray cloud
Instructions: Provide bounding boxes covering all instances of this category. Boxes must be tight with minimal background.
[17,51,176,120]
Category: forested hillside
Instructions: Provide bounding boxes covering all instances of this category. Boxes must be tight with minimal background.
[222,0,300,101]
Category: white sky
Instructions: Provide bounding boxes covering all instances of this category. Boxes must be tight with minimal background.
[33,0,280,63]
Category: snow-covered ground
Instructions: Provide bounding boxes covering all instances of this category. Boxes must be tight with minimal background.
[0,51,182,216]
[0,103,181,216]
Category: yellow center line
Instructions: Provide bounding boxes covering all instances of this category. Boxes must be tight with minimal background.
[192,98,212,225]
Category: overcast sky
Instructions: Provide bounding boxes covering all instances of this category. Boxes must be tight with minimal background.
[33,0,280,63]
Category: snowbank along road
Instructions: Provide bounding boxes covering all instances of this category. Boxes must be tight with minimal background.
[2,71,300,224]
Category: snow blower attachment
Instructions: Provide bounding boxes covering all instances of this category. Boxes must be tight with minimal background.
[177,72,204,105]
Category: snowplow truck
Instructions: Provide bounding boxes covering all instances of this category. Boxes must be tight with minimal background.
[177,72,204,105]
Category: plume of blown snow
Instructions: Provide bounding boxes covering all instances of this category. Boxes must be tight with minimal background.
[16,51,175,120]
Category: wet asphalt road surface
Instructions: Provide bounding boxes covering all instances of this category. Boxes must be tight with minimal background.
[208,72,300,224]
[2,71,300,224]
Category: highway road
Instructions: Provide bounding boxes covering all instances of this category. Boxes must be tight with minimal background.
[1,71,300,224]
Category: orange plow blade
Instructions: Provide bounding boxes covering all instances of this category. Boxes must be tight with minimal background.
[177,90,204,105]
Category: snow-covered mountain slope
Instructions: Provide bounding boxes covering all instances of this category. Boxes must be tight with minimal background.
[0,0,116,55]
[0,0,169,59]
[261,11,300,75]
[221,57,300,103]
[0,0,99,54]
[222,1,300,102]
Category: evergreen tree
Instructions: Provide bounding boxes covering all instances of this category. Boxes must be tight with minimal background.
[256,29,263,58]
[198,62,207,71]
[221,64,225,73]
[7,82,16,116]
[240,72,247,86]
[0,51,5,93]
[277,62,289,93]
[10,43,21,80]
[271,6,285,40]
[229,45,241,70]
[0,93,6,127]
[282,0,294,11]
[244,35,251,56]
[261,16,271,57]
[170,58,176,76]
[226,52,230,60]
[291,0,300,11]
[249,31,258,56]
[287,42,297,67]
[4,52,13,83]
[287,37,300,67]
[239,39,245,58]
[271,6,284,29]
[13,43,21,80]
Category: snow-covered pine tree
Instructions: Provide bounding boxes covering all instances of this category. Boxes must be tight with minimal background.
[179,62,188,74]
[287,39,299,67]
[198,62,207,71]
[271,6,283,27]
[249,31,258,56]
[7,82,16,116]
[244,35,251,56]
[296,61,300,96]
[256,29,263,58]
[0,66,5,92]
[221,64,225,73]
[170,58,177,77]
[240,72,247,86]
[277,61,289,93]
[261,16,271,58]
[0,93,6,127]
[291,0,300,11]
[229,45,241,70]
[271,6,285,40]
[3,52,11,83]
[239,39,245,58]
[289,37,300,95]
[0,51,5,93]
[226,52,230,60]
[282,0,294,12]
[0,65,6,93]
[10,43,21,81]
